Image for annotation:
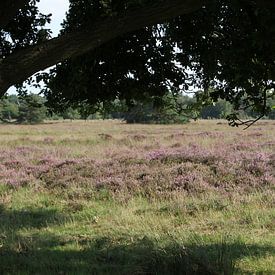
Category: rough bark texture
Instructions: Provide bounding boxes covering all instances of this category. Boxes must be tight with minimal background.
[0,0,205,95]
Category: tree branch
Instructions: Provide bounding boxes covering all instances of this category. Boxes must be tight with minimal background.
[0,0,205,95]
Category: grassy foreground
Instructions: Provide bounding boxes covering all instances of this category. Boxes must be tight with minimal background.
[0,120,274,274]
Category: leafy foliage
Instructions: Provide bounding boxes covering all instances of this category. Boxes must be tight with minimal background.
[0,0,51,59]
[40,0,275,126]
[200,100,233,119]
[0,94,47,124]
[0,95,19,121]
[108,95,192,124]
[0,0,275,125]
[43,27,178,111]
[168,0,275,117]
[16,94,47,124]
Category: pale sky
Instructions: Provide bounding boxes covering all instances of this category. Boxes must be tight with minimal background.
[37,0,69,37]
[7,0,69,94]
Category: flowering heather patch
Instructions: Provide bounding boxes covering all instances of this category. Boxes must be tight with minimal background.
[146,144,274,191]
[0,146,76,187]
[0,120,274,195]
[0,167,34,187]
[261,141,275,148]
[146,144,219,164]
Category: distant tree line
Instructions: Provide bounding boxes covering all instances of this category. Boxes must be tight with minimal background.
[0,94,47,124]
[0,94,274,124]
[0,94,80,124]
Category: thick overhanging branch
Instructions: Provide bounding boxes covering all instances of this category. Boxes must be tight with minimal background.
[0,0,205,95]
[1,0,275,96]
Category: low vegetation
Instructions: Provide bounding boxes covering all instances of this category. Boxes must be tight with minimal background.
[0,120,274,274]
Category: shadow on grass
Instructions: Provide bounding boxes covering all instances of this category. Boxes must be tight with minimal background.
[0,204,63,230]
[0,206,274,274]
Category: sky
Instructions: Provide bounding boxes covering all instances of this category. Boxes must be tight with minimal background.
[7,0,69,94]
[37,0,69,37]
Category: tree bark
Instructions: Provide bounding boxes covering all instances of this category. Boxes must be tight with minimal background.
[0,0,205,95]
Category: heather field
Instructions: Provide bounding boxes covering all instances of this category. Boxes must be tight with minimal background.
[0,120,274,274]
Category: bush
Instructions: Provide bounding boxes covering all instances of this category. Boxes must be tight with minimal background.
[17,94,47,124]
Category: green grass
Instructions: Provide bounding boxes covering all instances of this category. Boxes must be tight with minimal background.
[0,185,274,274]
[0,120,274,274]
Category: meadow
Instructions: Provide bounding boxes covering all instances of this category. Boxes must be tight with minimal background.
[0,119,274,274]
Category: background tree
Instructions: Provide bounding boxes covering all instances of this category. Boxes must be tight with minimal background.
[61,107,81,120]
[0,95,19,121]
[17,94,47,124]
[0,93,273,124]
[200,100,233,119]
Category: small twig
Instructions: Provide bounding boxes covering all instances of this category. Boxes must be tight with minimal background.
[242,114,265,130]
[228,87,268,129]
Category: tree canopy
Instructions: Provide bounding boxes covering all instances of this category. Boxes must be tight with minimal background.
[0,0,275,125]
